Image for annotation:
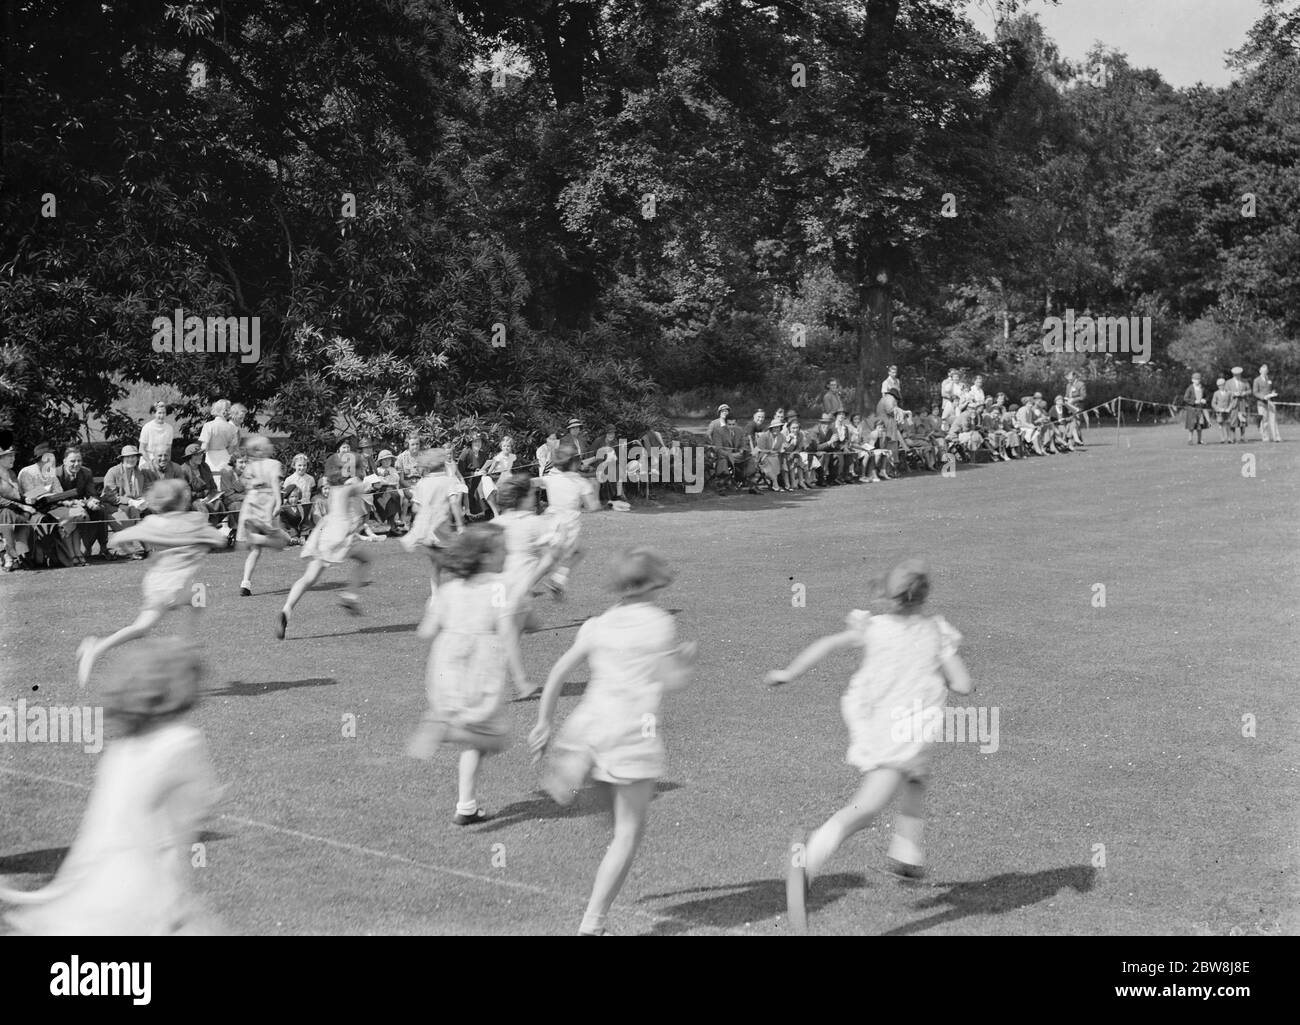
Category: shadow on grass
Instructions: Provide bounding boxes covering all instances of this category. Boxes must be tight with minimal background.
[207,678,338,697]
[0,831,233,877]
[476,781,681,834]
[261,581,349,597]
[511,678,589,702]
[637,864,1095,936]
[879,865,1096,936]
[637,873,869,935]
[355,622,418,636]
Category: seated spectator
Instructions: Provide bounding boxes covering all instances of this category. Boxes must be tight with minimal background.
[754,415,785,491]
[782,416,811,490]
[980,404,1009,461]
[101,445,157,558]
[57,446,105,563]
[900,412,938,472]
[1049,396,1077,452]
[151,450,186,482]
[1015,397,1048,455]
[856,414,894,480]
[218,451,249,543]
[708,413,752,492]
[0,444,38,571]
[323,439,358,486]
[280,453,316,542]
[592,430,626,505]
[395,434,423,518]
[18,444,82,568]
[535,428,561,476]
[181,443,224,520]
[368,449,405,533]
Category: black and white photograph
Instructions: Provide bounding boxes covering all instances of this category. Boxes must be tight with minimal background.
[0,0,1295,982]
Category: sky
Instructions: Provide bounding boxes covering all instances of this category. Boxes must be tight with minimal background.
[969,0,1265,88]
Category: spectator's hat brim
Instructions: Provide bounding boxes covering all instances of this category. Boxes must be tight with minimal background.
[120,445,140,457]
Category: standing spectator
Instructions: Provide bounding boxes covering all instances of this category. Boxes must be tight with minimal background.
[1064,371,1088,438]
[1224,367,1252,443]
[1182,374,1209,445]
[1254,364,1281,443]
[1210,377,1232,443]
[228,404,250,451]
[58,446,105,563]
[822,379,845,418]
[138,403,175,465]
[940,369,962,421]
[198,400,239,475]
[881,365,901,402]
[101,445,157,558]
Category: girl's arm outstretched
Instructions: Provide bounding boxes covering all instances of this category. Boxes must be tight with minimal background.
[529,633,592,755]
[765,628,861,686]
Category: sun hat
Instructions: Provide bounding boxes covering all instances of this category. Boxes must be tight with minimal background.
[120,445,140,457]
[377,449,396,463]
[609,547,674,598]
[820,412,833,422]
[1231,366,1243,374]
[184,442,203,457]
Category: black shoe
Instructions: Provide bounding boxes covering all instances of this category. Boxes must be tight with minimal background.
[885,857,926,880]
[240,585,252,597]
[453,809,490,826]
[275,611,287,640]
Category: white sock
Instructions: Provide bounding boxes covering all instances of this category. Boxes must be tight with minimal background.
[455,798,478,816]
[579,911,607,935]
[888,814,925,865]
[241,579,252,590]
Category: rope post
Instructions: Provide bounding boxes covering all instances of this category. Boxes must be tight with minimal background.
[1115,397,1121,446]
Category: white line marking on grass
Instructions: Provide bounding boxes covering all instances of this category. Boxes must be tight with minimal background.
[0,764,747,935]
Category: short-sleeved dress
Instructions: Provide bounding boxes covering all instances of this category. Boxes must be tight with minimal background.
[300,485,362,565]
[234,458,282,541]
[840,610,962,778]
[543,602,680,800]
[408,572,528,757]
[540,472,593,554]
[1,721,223,935]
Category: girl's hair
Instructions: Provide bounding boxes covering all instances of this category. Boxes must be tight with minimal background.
[292,452,308,468]
[211,399,230,417]
[105,639,202,736]
[553,441,580,471]
[494,472,533,511]
[870,559,931,612]
[245,434,274,458]
[437,523,504,579]
[146,478,191,513]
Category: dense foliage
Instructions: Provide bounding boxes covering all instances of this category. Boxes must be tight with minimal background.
[3,0,1296,455]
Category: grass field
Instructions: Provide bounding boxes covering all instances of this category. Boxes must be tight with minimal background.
[2,423,1297,936]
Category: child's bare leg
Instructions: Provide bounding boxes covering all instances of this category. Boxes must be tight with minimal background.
[343,547,371,598]
[456,748,483,816]
[283,561,326,615]
[79,607,165,685]
[887,777,927,869]
[240,546,261,591]
[580,779,654,934]
[804,768,904,882]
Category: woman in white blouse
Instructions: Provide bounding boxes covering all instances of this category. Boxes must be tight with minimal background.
[138,402,175,464]
[198,400,240,474]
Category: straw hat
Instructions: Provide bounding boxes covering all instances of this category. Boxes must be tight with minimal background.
[184,442,204,457]
[120,445,140,458]
[1231,366,1243,375]
[377,449,396,463]
[609,547,674,598]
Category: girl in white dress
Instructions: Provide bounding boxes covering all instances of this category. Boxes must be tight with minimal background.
[530,549,697,936]
[407,525,557,825]
[1,640,225,935]
[198,399,240,475]
[766,558,972,934]
[76,479,228,687]
[538,442,600,599]
[236,435,289,597]
[277,480,374,638]
[492,472,555,697]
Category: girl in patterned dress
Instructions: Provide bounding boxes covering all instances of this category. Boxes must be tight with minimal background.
[76,479,228,687]
[529,549,697,936]
[407,525,558,825]
[276,480,375,638]
[766,558,972,934]
[236,435,290,597]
